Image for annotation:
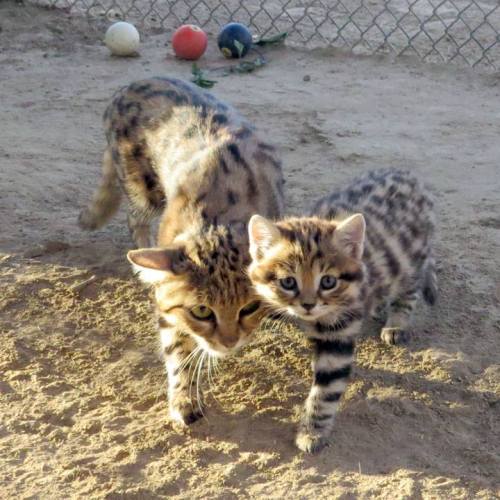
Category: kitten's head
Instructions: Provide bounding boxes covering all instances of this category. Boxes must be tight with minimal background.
[247,214,366,322]
[128,226,264,358]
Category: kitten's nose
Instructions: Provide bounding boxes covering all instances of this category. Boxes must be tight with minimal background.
[301,303,316,312]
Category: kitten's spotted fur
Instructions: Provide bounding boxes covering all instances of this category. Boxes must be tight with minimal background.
[248,169,436,453]
[79,77,284,425]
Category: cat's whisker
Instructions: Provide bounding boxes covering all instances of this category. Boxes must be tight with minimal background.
[195,352,207,419]
[178,346,201,376]
[188,349,203,405]
[207,353,214,390]
[206,354,222,407]
[214,356,222,377]
[210,355,221,378]
[177,350,200,393]
[261,310,291,336]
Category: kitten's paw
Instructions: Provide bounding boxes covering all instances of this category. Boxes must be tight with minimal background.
[380,327,408,346]
[170,403,204,426]
[295,431,328,454]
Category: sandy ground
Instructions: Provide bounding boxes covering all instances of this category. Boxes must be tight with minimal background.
[1,2,499,498]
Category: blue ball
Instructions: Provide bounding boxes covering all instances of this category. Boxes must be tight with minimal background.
[217,22,253,59]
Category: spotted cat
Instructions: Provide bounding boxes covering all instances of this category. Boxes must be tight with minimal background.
[79,77,284,425]
[248,169,436,452]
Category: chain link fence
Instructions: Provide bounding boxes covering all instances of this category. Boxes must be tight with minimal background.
[32,0,500,69]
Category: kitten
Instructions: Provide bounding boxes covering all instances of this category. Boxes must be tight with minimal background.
[247,169,436,452]
[79,77,284,425]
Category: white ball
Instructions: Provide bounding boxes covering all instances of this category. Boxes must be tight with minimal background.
[105,22,140,56]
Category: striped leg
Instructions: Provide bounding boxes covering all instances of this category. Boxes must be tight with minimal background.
[296,337,355,453]
[159,320,204,425]
[380,289,418,345]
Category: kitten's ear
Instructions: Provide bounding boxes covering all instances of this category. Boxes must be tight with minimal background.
[248,215,281,260]
[333,213,366,260]
[127,246,189,284]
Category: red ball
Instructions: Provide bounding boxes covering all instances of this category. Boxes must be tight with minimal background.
[172,24,208,60]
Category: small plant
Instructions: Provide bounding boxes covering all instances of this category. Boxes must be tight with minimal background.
[191,63,217,88]
[254,31,288,46]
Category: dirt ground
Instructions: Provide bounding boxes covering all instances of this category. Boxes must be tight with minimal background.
[1,2,499,498]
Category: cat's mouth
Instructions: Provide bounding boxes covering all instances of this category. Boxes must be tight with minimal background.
[196,336,248,358]
[287,306,330,321]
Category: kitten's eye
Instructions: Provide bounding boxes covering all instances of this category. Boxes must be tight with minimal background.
[190,305,215,321]
[239,300,261,318]
[320,275,337,290]
[279,277,297,291]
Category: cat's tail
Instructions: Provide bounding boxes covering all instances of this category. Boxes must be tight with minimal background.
[422,251,438,305]
[78,148,122,231]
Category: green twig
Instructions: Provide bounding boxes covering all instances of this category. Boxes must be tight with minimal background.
[221,55,267,75]
[253,31,288,46]
[191,63,217,88]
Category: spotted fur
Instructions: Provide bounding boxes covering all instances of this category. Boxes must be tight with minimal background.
[248,169,436,452]
[79,77,284,426]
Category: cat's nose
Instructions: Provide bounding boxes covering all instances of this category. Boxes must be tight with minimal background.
[220,336,239,348]
[301,302,316,312]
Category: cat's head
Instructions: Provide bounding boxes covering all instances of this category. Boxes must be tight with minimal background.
[247,214,366,322]
[128,225,264,358]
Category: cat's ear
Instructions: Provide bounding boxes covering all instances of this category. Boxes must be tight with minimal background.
[127,246,189,284]
[248,215,281,260]
[333,213,365,260]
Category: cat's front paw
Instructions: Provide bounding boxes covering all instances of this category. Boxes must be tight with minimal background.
[380,327,408,346]
[295,430,328,454]
[170,402,204,426]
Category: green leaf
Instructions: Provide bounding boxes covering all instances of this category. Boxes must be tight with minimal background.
[234,39,245,58]
[254,31,288,46]
[191,63,217,88]
[222,56,267,75]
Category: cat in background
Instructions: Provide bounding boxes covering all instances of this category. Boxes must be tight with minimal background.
[79,77,284,425]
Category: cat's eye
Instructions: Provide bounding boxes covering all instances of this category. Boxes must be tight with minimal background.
[279,277,297,291]
[239,300,261,318]
[320,275,337,290]
[190,305,215,321]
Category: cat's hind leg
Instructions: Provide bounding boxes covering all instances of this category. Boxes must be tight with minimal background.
[122,162,165,248]
[79,147,122,230]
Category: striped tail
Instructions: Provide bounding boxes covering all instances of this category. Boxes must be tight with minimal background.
[78,148,122,231]
[422,252,437,305]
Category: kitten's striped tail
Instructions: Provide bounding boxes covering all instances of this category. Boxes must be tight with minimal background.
[78,148,122,231]
[422,252,437,305]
